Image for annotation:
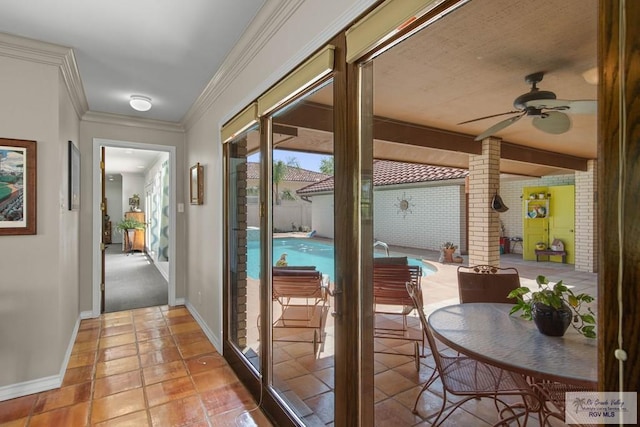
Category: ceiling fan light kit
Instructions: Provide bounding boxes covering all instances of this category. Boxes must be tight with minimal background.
[458,72,596,141]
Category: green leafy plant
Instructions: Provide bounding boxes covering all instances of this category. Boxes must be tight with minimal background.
[115,217,146,231]
[508,275,596,338]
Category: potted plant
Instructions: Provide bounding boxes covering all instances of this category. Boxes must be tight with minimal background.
[115,217,146,232]
[508,275,596,338]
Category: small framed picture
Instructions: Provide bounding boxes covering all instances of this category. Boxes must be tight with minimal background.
[0,138,37,235]
[190,163,203,205]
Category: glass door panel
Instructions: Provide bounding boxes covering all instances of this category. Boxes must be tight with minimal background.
[269,81,335,425]
[227,126,262,372]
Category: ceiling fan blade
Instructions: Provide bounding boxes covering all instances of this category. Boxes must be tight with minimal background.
[524,99,597,114]
[474,113,525,141]
[457,110,521,125]
[532,111,571,134]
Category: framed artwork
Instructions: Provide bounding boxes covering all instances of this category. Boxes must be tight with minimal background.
[68,140,80,211]
[0,138,37,235]
[190,162,203,205]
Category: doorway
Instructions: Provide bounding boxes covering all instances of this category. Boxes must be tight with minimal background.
[92,139,177,316]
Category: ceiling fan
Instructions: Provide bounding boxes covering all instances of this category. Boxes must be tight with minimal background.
[458,72,597,141]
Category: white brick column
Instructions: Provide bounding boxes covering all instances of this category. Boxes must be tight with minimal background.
[574,160,598,272]
[468,138,501,266]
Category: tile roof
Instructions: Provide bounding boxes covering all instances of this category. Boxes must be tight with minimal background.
[297,160,468,195]
[246,162,330,182]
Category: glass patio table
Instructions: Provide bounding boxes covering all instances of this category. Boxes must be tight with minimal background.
[427,303,597,388]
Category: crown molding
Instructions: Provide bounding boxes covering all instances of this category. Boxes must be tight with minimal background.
[0,32,89,118]
[182,0,305,129]
[82,111,185,133]
[182,0,379,131]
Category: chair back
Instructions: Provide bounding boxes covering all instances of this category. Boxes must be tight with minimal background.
[405,282,443,368]
[373,263,422,306]
[456,265,520,304]
[272,267,324,300]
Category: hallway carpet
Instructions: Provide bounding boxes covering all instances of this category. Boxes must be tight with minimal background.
[105,245,168,313]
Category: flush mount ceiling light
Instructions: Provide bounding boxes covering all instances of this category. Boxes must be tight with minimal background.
[129,95,152,111]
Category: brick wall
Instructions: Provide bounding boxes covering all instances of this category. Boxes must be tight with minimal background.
[373,183,466,251]
[574,160,598,272]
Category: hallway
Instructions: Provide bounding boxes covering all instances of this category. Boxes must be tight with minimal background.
[0,306,271,426]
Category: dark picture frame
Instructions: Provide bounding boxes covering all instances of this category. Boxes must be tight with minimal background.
[0,138,37,235]
[68,140,80,211]
[190,162,203,205]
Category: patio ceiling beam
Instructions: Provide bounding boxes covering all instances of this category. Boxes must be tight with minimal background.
[500,142,588,171]
[275,101,590,171]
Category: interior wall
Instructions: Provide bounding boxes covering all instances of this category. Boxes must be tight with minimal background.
[184,0,379,348]
[78,121,186,312]
[0,53,80,389]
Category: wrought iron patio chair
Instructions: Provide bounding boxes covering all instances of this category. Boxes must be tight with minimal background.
[529,379,597,426]
[457,264,521,304]
[406,282,541,426]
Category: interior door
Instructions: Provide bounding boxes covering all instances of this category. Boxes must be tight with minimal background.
[548,185,575,264]
[100,146,106,312]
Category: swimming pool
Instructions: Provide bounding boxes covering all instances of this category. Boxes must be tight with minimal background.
[247,238,435,281]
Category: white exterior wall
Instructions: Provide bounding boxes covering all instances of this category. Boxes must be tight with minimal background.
[374,184,466,251]
[310,194,335,239]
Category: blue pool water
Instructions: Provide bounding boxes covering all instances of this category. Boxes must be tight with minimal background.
[247,238,435,281]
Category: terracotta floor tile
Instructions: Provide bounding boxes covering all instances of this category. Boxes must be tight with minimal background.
[102,316,133,328]
[0,418,28,427]
[132,306,163,317]
[101,324,135,337]
[168,321,201,335]
[184,352,227,375]
[284,374,329,400]
[67,350,97,369]
[142,360,188,386]
[94,409,150,427]
[134,318,167,331]
[177,340,215,359]
[98,342,138,362]
[138,336,177,354]
[71,339,99,354]
[0,395,37,423]
[136,326,171,342]
[214,407,273,427]
[90,388,146,424]
[28,401,90,427]
[148,395,205,427]
[164,315,194,326]
[139,347,182,368]
[200,382,254,417]
[32,382,91,413]
[99,332,136,349]
[172,329,207,345]
[191,366,239,393]
[79,318,101,330]
[375,370,417,397]
[163,307,190,318]
[145,376,196,408]
[95,355,140,378]
[94,370,143,399]
[75,328,100,342]
[62,365,94,387]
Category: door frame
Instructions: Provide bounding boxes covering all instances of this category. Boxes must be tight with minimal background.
[91,138,177,316]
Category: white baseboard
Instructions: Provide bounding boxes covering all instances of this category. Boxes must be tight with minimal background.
[174,297,186,306]
[0,314,85,402]
[185,301,222,354]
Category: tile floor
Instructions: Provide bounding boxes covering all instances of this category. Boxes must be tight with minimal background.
[0,306,272,427]
[0,252,594,426]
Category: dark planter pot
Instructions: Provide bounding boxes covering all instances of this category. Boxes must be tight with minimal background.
[531,302,572,337]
